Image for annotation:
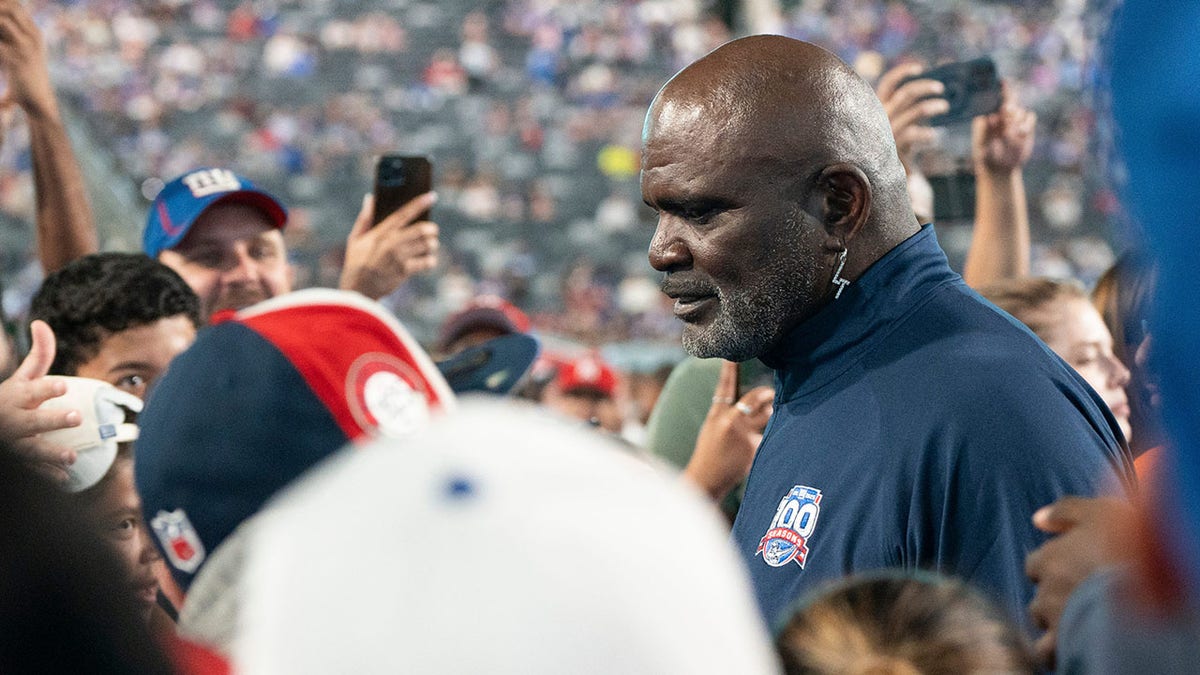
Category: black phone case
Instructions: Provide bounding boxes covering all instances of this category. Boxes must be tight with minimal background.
[373,155,432,226]
[902,58,1002,126]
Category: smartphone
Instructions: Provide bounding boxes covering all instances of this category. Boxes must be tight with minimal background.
[373,155,432,227]
[901,58,1002,126]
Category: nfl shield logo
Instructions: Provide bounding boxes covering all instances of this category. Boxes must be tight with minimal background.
[151,509,206,574]
[756,485,822,568]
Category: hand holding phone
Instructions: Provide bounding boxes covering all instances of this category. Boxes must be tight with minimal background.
[876,61,948,162]
[373,155,432,227]
[340,155,439,300]
[971,84,1036,174]
[898,58,1002,126]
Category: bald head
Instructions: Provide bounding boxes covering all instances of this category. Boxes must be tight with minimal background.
[646,35,914,244]
[642,36,921,361]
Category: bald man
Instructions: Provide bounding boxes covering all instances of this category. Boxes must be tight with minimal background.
[642,35,1133,629]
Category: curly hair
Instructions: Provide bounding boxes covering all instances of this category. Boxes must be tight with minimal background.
[29,253,201,376]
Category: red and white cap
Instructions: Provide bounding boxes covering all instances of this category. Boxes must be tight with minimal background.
[136,289,456,590]
[554,354,619,398]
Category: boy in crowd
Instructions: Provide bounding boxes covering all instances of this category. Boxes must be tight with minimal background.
[29,252,202,612]
[29,252,201,400]
[72,442,158,615]
[40,376,166,628]
[0,252,202,481]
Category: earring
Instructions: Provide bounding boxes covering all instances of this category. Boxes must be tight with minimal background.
[831,249,851,299]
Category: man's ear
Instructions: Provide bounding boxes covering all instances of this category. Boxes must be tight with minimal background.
[816,163,872,245]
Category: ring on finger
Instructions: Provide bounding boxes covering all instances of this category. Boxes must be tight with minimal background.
[735,401,754,416]
[712,396,734,405]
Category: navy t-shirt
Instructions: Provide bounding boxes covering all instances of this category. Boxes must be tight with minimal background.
[731,225,1135,630]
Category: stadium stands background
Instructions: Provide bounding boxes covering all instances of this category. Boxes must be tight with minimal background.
[0,0,1124,357]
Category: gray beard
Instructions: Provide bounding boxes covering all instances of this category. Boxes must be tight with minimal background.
[681,291,780,361]
[680,216,821,361]
[680,283,802,362]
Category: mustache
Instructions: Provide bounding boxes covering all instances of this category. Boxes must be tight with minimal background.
[660,275,718,298]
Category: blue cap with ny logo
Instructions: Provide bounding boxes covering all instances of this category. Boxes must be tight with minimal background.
[143,168,288,258]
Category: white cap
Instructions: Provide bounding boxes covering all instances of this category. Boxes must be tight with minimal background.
[235,398,781,675]
[38,376,142,492]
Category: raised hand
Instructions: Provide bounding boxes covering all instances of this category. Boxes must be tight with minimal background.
[0,0,58,119]
[683,360,774,502]
[876,62,949,167]
[972,82,1036,174]
[0,320,81,479]
[339,192,440,300]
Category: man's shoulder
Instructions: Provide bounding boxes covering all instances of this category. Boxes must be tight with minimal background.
[881,279,1069,379]
[866,283,1126,466]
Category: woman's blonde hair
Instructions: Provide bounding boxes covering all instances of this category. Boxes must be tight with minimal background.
[979,277,1088,341]
[776,572,1033,675]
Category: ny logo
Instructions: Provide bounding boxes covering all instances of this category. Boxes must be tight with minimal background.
[182,168,242,198]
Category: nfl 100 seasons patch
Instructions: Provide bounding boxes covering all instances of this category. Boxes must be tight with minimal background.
[756,485,822,568]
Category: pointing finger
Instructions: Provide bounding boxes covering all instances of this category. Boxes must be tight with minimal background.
[710,360,739,409]
[375,191,438,231]
[347,193,374,239]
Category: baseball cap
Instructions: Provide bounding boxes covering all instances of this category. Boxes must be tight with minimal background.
[435,333,540,395]
[135,288,455,590]
[143,168,287,258]
[436,295,531,353]
[555,354,618,398]
[234,398,781,674]
[38,377,143,493]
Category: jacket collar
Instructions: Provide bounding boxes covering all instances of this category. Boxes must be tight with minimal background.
[760,224,958,398]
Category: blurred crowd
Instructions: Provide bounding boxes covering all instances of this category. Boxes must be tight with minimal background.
[0,0,1119,350]
[0,0,1197,672]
